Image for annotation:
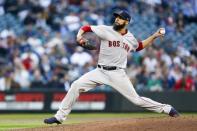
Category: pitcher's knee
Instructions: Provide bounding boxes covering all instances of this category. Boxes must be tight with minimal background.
[71,81,80,88]
[70,81,85,93]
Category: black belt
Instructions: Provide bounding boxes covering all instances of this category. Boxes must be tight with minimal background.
[97,65,119,70]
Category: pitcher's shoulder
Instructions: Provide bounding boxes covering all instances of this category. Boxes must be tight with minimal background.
[95,25,109,28]
[92,25,111,30]
[99,25,112,29]
[125,31,135,38]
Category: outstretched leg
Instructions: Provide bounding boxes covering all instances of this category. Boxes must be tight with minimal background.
[108,69,179,116]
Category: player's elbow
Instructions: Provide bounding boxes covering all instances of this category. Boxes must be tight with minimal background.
[135,41,144,52]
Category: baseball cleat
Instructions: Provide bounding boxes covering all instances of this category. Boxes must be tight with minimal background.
[169,107,180,117]
[44,117,62,125]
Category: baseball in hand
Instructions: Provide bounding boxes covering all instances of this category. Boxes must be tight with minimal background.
[159,28,165,35]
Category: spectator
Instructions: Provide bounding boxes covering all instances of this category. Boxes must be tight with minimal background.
[147,72,163,92]
[21,49,39,71]
[143,49,158,74]
[13,59,31,90]
[0,66,13,91]
[63,12,80,32]
[30,69,45,89]
[174,71,195,92]
[70,46,93,67]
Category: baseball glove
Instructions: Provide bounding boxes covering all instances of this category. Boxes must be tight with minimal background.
[80,40,97,50]
[78,38,97,50]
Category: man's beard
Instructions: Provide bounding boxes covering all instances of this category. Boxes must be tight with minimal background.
[113,22,126,31]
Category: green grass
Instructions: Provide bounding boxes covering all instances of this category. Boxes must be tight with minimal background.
[0,113,196,130]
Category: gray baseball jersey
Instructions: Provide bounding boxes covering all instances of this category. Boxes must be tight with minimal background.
[54,25,173,122]
[91,25,138,68]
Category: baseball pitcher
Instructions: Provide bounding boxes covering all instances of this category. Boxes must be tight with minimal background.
[44,10,179,124]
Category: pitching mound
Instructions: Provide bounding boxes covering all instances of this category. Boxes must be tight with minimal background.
[19,116,197,131]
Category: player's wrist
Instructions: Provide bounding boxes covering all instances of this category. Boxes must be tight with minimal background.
[77,29,85,40]
[77,35,83,41]
[152,34,157,40]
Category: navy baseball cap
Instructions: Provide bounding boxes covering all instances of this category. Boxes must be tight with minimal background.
[113,10,131,22]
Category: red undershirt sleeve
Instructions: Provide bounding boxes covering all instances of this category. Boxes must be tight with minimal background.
[81,25,92,32]
[136,41,144,51]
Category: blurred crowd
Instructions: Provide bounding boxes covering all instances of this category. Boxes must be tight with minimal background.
[0,0,196,92]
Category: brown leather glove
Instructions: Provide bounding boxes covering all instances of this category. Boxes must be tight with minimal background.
[77,38,97,50]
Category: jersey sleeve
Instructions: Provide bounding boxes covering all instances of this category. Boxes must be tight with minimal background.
[90,25,107,40]
[127,34,139,52]
[133,37,140,52]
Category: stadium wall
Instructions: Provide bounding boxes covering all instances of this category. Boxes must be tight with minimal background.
[0,90,196,113]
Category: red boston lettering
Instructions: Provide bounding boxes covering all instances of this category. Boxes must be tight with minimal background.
[113,41,116,46]
[117,41,120,47]
[109,41,121,47]
[123,43,130,52]
[108,41,112,47]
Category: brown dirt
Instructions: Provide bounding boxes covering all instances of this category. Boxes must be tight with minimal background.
[17,116,197,131]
